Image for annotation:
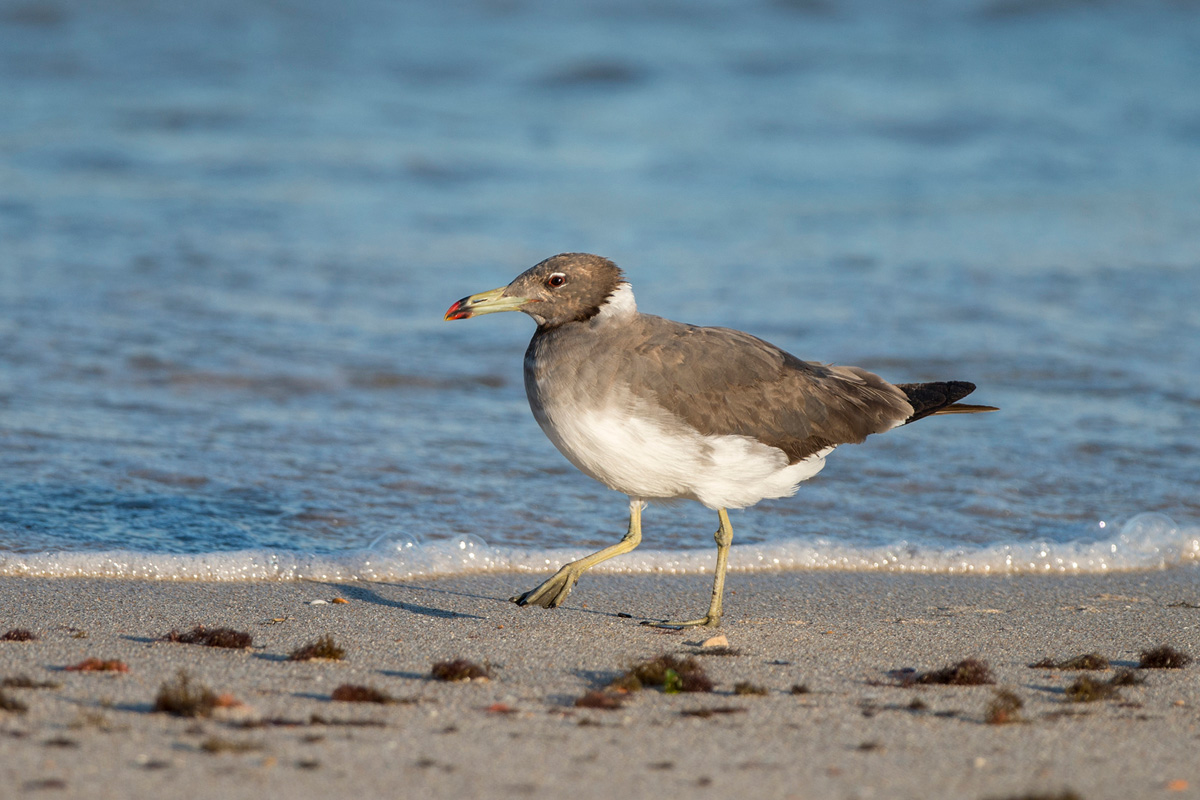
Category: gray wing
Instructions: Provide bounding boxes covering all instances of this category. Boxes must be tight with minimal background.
[621,316,914,463]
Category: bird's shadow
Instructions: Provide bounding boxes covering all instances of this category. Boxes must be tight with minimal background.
[291,692,341,703]
[318,581,485,620]
[377,669,432,680]
[573,668,623,689]
[319,579,644,624]
[106,701,157,715]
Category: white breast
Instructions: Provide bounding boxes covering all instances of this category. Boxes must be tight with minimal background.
[530,389,829,509]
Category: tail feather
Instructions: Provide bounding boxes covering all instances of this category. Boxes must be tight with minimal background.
[897,381,998,424]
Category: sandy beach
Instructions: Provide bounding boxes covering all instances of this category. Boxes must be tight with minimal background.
[2,568,1199,799]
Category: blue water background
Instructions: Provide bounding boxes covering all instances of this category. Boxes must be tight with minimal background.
[1,0,1198,578]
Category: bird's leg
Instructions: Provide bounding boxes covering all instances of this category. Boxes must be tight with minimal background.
[642,508,732,629]
[511,499,644,609]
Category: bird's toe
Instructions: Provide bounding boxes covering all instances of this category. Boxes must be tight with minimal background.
[640,614,722,629]
[511,572,578,609]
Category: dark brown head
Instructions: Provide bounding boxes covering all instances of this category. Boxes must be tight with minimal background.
[444,253,627,330]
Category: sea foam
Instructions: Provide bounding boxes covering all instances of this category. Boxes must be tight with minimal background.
[1,513,1195,582]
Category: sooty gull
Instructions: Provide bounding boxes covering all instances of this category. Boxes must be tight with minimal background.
[444,253,996,628]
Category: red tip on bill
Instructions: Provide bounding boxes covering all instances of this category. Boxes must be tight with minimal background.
[444,299,470,321]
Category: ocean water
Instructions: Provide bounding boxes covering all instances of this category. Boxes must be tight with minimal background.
[2,0,1198,582]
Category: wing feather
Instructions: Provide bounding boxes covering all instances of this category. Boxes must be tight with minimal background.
[621,316,913,463]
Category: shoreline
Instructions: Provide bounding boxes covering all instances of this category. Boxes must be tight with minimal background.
[3,569,1199,799]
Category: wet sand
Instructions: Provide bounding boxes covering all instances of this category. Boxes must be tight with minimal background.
[2,569,1199,799]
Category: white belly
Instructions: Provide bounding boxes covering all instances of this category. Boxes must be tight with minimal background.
[530,388,830,510]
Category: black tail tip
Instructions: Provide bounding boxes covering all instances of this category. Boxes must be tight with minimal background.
[898,381,990,423]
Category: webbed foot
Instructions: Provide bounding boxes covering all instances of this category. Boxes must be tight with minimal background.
[640,614,722,629]
[510,565,581,608]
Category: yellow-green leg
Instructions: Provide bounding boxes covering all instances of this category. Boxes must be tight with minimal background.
[642,508,733,629]
[511,499,645,609]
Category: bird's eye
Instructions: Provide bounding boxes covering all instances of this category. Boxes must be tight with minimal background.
[546,273,567,289]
